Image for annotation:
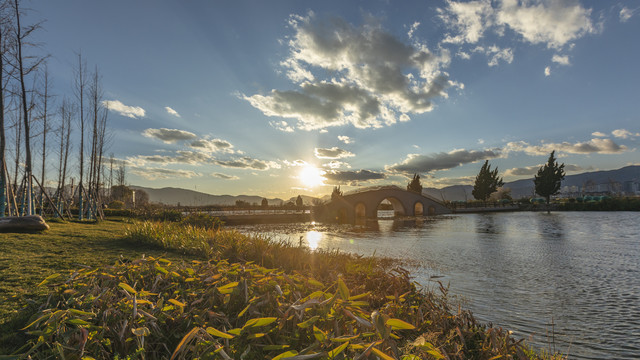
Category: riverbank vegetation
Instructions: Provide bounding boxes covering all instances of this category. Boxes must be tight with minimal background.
[1,219,564,359]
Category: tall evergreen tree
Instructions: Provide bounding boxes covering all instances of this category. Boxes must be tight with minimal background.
[472,160,504,204]
[407,173,423,193]
[534,150,565,212]
[331,185,342,200]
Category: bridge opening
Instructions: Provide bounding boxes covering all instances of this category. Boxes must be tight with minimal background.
[376,198,405,218]
[414,202,424,216]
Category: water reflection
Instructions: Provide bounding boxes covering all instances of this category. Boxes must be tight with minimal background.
[536,213,566,240]
[306,230,322,250]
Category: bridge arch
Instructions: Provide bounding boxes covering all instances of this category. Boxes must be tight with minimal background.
[321,185,450,223]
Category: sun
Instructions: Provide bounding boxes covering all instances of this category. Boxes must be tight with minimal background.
[299,166,325,188]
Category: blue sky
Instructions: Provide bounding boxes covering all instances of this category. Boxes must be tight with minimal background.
[28,0,640,198]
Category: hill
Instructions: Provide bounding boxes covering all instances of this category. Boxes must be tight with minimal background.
[425,165,640,201]
[131,166,640,205]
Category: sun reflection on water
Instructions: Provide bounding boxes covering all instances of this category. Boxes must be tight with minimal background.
[306,230,322,250]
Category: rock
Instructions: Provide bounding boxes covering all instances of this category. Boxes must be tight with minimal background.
[0,215,50,232]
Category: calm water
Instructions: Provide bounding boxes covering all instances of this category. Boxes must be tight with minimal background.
[234,212,640,359]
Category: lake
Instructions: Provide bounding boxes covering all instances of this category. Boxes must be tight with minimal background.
[233,211,640,359]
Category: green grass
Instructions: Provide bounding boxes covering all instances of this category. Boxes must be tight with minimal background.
[0,219,562,359]
[0,218,190,352]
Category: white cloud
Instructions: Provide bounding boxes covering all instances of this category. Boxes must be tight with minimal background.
[544,66,551,76]
[505,163,589,177]
[211,173,239,180]
[440,0,597,49]
[102,100,145,119]
[338,135,353,144]
[408,21,421,39]
[322,160,351,169]
[269,120,295,132]
[619,7,634,23]
[165,106,181,117]
[552,54,570,66]
[128,151,212,166]
[142,128,197,143]
[314,147,355,159]
[131,167,200,180]
[505,138,628,155]
[244,13,457,130]
[190,138,235,153]
[591,131,607,137]
[214,157,280,171]
[387,148,501,174]
[486,45,513,66]
[612,129,640,139]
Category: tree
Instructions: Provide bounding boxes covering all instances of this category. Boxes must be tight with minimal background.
[331,185,342,200]
[472,160,504,204]
[261,198,268,208]
[296,195,303,207]
[534,150,565,212]
[74,52,87,219]
[407,173,422,193]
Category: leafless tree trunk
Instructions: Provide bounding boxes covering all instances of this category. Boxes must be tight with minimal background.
[39,64,51,210]
[56,97,73,207]
[0,1,9,216]
[11,0,44,215]
[74,52,87,219]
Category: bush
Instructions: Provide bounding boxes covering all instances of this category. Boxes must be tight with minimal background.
[181,213,223,230]
[108,200,125,209]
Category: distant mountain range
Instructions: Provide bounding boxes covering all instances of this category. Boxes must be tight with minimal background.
[128,186,325,207]
[132,166,640,206]
[424,165,640,201]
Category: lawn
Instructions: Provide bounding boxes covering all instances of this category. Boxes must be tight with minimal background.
[0,218,190,352]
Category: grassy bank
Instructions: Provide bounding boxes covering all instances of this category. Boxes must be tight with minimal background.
[1,219,561,359]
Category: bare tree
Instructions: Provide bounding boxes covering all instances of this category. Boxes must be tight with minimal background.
[74,52,87,219]
[10,0,44,215]
[55,97,73,210]
[0,0,10,216]
[38,64,52,211]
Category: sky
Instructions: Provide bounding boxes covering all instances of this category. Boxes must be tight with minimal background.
[24,0,640,199]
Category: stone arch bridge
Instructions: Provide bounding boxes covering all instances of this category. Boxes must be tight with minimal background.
[320,186,450,223]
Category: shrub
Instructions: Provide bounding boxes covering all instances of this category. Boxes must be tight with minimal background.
[181,213,223,230]
[108,200,125,209]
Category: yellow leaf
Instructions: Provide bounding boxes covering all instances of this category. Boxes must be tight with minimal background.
[371,347,395,360]
[313,325,327,342]
[242,317,277,329]
[272,351,298,360]
[206,327,234,339]
[170,327,199,360]
[337,277,350,300]
[328,342,349,359]
[37,273,61,287]
[168,299,186,307]
[118,283,137,295]
[386,318,415,330]
[297,316,319,329]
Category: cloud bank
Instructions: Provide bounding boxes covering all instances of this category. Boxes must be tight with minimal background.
[103,100,145,119]
[388,148,501,174]
[244,13,456,130]
[142,128,197,143]
[314,147,355,159]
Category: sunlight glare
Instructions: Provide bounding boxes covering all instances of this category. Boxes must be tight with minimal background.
[299,166,324,188]
[306,230,322,251]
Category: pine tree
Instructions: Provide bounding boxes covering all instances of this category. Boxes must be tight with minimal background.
[295,195,303,207]
[472,160,504,204]
[534,150,565,212]
[331,185,343,200]
[407,173,423,193]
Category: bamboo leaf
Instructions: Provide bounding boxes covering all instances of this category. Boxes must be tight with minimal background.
[337,277,350,300]
[371,347,395,360]
[328,342,349,359]
[263,345,290,351]
[206,327,234,339]
[67,318,90,326]
[37,273,61,287]
[170,327,200,360]
[386,318,415,330]
[242,317,277,329]
[297,315,319,329]
[131,327,150,336]
[168,299,186,307]
[118,282,137,295]
[272,351,298,360]
[313,325,327,342]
